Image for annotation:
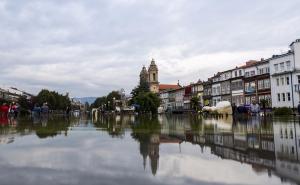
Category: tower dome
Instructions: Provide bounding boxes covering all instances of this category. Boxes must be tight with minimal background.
[140,65,149,82]
[148,59,158,72]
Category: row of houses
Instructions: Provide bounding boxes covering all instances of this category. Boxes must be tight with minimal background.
[159,39,300,110]
[0,86,33,102]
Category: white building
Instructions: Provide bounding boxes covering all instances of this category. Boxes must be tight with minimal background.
[270,39,300,108]
[212,74,221,106]
[291,40,300,107]
[231,67,245,106]
[175,88,184,110]
[0,86,33,101]
[159,91,169,111]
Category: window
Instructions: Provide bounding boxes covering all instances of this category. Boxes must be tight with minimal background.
[286,61,291,70]
[286,77,290,85]
[278,93,281,102]
[153,73,156,81]
[245,72,250,77]
[280,62,284,71]
[245,97,251,104]
[266,67,270,73]
[245,81,256,93]
[239,70,242,76]
[287,92,291,101]
[264,79,270,88]
[250,70,255,76]
[217,86,220,94]
[277,78,280,86]
[258,80,264,90]
[281,77,284,85]
[282,93,286,101]
[274,64,279,72]
[235,71,237,77]
[298,75,300,84]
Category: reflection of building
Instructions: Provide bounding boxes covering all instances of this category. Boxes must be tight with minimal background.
[273,120,300,183]
[139,134,160,176]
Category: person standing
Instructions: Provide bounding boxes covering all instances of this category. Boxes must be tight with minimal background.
[232,103,237,116]
[1,103,9,118]
[41,103,49,116]
[66,106,71,117]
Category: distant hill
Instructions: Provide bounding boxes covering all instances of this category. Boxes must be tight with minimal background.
[72,97,97,105]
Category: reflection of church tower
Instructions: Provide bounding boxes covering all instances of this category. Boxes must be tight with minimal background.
[149,134,160,176]
[138,134,160,176]
[148,59,159,93]
[140,140,149,170]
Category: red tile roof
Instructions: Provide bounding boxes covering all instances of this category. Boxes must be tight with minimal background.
[159,84,181,91]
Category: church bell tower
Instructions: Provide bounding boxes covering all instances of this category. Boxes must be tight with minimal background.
[148,59,159,93]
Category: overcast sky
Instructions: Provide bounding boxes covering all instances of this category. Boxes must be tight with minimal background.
[0,0,299,97]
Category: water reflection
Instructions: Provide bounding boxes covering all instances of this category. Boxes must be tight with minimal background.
[0,115,300,185]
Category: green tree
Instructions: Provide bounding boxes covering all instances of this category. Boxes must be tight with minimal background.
[131,76,150,98]
[35,89,70,110]
[18,96,32,115]
[91,91,121,111]
[107,91,121,110]
[36,89,56,108]
[132,92,160,114]
[191,96,200,111]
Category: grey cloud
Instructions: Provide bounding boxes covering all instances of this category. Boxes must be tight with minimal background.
[0,0,299,96]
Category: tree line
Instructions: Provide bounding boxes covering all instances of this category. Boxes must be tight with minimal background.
[18,89,71,112]
[91,91,121,110]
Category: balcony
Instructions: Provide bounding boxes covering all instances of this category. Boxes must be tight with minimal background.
[295,84,300,92]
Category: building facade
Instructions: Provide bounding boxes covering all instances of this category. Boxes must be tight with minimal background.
[203,79,212,106]
[220,70,232,103]
[270,39,300,108]
[231,67,245,106]
[156,39,300,110]
[191,81,204,106]
[212,74,222,106]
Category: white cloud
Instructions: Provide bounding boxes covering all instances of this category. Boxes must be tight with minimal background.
[0,0,299,96]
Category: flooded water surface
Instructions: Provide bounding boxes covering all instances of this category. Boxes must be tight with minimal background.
[0,115,300,185]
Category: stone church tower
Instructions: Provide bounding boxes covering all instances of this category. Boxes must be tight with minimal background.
[148,59,159,93]
[139,65,149,83]
[139,59,160,93]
